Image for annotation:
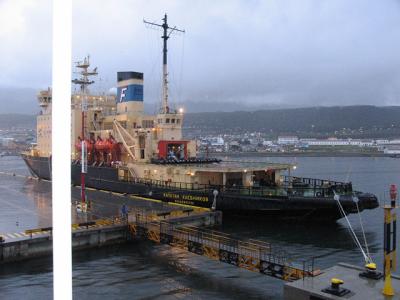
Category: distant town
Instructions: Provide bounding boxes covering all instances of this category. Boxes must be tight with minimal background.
[1,106,400,157]
[197,133,400,156]
[1,126,400,157]
[0,128,35,156]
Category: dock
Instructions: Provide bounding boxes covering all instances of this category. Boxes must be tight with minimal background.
[2,201,398,299]
[284,263,400,300]
[1,206,314,282]
[0,207,221,264]
[0,218,127,263]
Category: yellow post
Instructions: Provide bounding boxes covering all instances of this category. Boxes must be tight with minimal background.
[392,212,397,271]
[383,207,394,296]
[382,184,397,296]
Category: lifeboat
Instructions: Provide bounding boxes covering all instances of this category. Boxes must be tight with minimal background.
[95,137,109,152]
[75,135,122,162]
[106,139,114,153]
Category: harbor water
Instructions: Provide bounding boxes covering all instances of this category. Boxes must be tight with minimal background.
[0,155,399,299]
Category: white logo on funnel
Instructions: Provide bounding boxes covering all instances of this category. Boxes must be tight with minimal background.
[120,87,127,102]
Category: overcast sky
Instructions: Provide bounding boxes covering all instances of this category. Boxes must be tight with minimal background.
[1,0,400,111]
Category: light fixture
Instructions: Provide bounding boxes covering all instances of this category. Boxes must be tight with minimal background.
[179,108,184,114]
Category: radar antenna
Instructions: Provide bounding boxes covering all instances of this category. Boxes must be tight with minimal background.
[144,14,185,114]
[72,55,98,93]
[71,55,98,209]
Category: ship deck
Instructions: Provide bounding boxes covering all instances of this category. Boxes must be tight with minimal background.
[145,161,294,173]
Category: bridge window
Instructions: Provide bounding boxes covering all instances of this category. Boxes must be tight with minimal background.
[142,120,154,128]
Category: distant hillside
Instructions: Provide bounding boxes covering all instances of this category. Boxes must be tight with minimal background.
[2,106,400,138]
[0,114,35,129]
[183,106,400,138]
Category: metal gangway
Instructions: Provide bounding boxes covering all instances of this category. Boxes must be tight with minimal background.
[128,209,318,282]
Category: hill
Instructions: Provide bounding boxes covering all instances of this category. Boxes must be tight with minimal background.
[0,114,36,129]
[1,106,399,138]
[183,106,400,138]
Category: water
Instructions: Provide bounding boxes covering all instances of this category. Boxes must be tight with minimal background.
[0,156,399,299]
[220,156,400,269]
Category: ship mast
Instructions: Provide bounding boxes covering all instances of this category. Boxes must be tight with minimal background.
[144,14,185,114]
[72,56,98,208]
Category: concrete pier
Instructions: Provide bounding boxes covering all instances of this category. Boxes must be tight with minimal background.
[284,263,400,300]
[0,209,222,264]
[0,223,127,264]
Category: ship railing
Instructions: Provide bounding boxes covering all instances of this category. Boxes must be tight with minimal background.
[128,177,218,192]
[212,185,334,198]
[281,175,351,188]
[121,177,351,198]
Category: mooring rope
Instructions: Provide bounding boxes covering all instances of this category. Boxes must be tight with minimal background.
[355,198,372,261]
[334,191,371,263]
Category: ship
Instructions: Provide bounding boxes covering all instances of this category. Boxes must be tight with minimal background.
[22,14,379,221]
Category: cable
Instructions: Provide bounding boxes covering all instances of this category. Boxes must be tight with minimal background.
[334,191,371,263]
[355,198,371,262]
[335,198,360,251]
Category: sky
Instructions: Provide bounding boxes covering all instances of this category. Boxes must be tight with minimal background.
[1,0,400,112]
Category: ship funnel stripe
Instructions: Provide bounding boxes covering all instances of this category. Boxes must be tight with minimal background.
[117,84,143,102]
[118,78,143,86]
[117,71,143,81]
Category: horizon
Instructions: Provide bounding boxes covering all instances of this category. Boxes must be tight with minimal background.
[0,102,400,116]
[1,91,400,116]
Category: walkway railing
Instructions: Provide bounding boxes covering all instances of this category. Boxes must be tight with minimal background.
[117,176,351,198]
[128,212,318,282]
[0,217,126,242]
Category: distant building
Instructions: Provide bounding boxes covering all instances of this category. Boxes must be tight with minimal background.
[353,139,374,147]
[209,137,224,146]
[277,136,299,145]
[384,145,400,154]
[228,141,241,152]
[300,138,373,147]
[0,137,14,147]
[376,139,390,145]
[389,139,400,145]
[300,138,348,146]
[262,140,274,146]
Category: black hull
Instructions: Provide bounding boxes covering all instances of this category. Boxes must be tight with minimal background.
[21,154,51,180]
[21,154,379,221]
